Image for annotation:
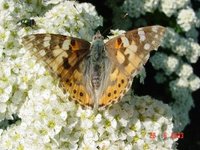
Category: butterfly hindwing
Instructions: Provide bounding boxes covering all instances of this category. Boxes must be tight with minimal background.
[98,66,133,107]
[98,25,166,108]
[22,34,94,107]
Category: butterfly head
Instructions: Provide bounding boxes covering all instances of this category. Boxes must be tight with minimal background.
[90,31,105,51]
[92,30,104,41]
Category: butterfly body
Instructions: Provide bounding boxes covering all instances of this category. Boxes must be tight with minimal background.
[86,31,107,89]
[83,31,112,109]
[22,25,166,109]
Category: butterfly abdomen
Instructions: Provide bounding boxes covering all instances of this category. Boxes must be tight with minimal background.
[91,69,101,89]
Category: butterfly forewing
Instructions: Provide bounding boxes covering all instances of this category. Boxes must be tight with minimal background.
[98,25,166,108]
[22,34,95,107]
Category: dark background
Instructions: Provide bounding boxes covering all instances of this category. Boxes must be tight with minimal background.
[79,0,200,149]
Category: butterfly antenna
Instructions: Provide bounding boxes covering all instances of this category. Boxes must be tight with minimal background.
[101,13,129,36]
[101,25,113,36]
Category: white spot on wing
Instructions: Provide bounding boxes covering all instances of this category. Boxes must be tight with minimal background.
[39,49,46,56]
[138,30,145,35]
[43,35,51,47]
[140,35,146,41]
[155,34,159,38]
[27,35,36,41]
[144,43,151,50]
[121,36,129,47]
[124,47,137,64]
[26,43,34,49]
[138,28,143,31]
[152,40,156,45]
[53,49,67,57]
[33,48,37,52]
[44,35,51,41]
[43,41,50,47]
[116,51,125,64]
[152,26,158,33]
[138,29,146,42]
[62,39,70,50]
[127,44,137,53]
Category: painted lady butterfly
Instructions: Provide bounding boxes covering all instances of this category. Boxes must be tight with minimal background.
[22,26,166,109]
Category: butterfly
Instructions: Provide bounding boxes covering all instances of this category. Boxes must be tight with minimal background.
[22,25,166,109]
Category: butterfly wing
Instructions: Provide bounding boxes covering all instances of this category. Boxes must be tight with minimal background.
[22,34,94,107]
[98,25,166,107]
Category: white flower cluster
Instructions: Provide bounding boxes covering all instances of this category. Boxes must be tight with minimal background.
[0,95,177,150]
[120,0,199,32]
[0,55,47,121]
[160,0,190,17]
[18,1,103,41]
[144,0,160,13]
[121,0,190,18]
[150,28,200,130]
[37,1,103,41]
[177,7,198,31]
[162,28,200,63]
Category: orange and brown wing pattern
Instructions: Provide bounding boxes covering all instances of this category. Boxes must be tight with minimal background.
[98,66,133,108]
[22,34,94,107]
[98,26,166,108]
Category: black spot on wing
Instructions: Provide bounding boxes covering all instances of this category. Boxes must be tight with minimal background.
[63,57,71,69]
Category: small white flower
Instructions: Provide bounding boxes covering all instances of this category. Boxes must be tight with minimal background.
[0,93,9,103]
[0,103,7,113]
[177,63,193,78]
[144,0,159,12]
[42,0,63,6]
[94,113,102,124]
[188,75,200,91]
[60,111,67,120]
[81,118,93,129]
[186,41,200,63]
[110,118,117,129]
[177,7,198,31]
[165,56,180,75]
[160,0,178,17]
